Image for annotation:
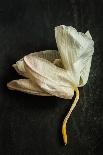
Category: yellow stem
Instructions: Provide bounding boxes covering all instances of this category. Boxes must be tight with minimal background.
[62,85,79,145]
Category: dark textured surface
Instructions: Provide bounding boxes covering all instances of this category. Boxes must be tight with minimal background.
[0,0,103,154]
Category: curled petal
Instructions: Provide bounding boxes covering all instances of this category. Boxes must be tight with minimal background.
[7,79,51,96]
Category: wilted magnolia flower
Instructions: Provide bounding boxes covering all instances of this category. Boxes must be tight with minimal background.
[7,25,94,145]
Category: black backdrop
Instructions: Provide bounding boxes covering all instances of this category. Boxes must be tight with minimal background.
[0,0,103,154]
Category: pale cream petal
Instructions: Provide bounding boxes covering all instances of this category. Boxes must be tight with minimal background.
[13,50,60,78]
[24,54,70,86]
[12,59,28,78]
[7,79,51,96]
[31,50,60,62]
[23,56,74,99]
[55,25,94,86]
[79,31,93,86]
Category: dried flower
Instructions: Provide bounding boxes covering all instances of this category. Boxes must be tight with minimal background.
[7,25,94,145]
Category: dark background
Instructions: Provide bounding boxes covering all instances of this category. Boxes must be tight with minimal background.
[0,0,103,154]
